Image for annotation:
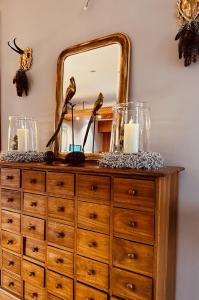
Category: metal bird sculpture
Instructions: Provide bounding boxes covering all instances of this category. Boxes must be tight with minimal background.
[8,38,33,97]
[46,77,76,147]
[82,93,104,151]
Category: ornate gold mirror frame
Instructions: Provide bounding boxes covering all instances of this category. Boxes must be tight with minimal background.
[54,32,130,159]
[177,0,199,23]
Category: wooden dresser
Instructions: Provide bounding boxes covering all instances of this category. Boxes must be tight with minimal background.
[0,162,183,300]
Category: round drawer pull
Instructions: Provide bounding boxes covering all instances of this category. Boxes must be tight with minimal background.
[7,198,14,203]
[128,188,137,196]
[6,175,14,180]
[29,271,35,277]
[7,218,13,224]
[128,220,137,228]
[88,240,97,248]
[31,292,38,298]
[90,185,97,191]
[87,269,96,276]
[7,239,13,245]
[56,283,62,289]
[57,206,65,212]
[32,247,39,252]
[28,225,36,230]
[8,261,14,266]
[8,281,14,287]
[56,231,65,238]
[126,283,135,290]
[89,213,97,220]
[56,258,64,264]
[57,181,64,187]
[128,253,136,259]
[30,178,37,184]
[30,202,38,207]
[87,298,94,300]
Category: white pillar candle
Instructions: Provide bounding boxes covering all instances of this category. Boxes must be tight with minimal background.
[17,129,29,151]
[124,119,139,153]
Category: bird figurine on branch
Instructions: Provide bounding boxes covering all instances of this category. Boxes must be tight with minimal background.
[46,77,76,148]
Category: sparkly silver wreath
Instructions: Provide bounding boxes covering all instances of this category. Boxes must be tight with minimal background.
[0,151,45,163]
[99,152,164,170]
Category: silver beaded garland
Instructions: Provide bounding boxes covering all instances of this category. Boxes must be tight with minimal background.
[0,151,45,163]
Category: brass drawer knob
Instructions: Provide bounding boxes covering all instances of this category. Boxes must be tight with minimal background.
[8,261,14,266]
[87,269,96,276]
[7,239,13,245]
[30,178,37,184]
[7,218,13,224]
[7,198,14,202]
[28,225,36,230]
[128,188,137,196]
[8,281,14,287]
[128,220,137,228]
[56,283,62,289]
[57,206,65,212]
[29,271,35,277]
[57,181,64,187]
[6,175,14,180]
[31,292,38,298]
[89,213,97,220]
[128,253,136,259]
[56,258,64,264]
[32,247,39,252]
[90,185,97,191]
[88,240,97,248]
[30,202,38,207]
[56,231,65,238]
[126,283,134,290]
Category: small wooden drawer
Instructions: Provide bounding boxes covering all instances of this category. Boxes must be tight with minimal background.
[1,189,21,211]
[113,178,155,211]
[1,230,21,254]
[23,193,47,216]
[113,238,153,276]
[77,229,109,263]
[76,175,110,204]
[2,271,22,297]
[2,250,21,275]
[22,170,46,192]
[47,270,73,299]
[1,168,20,188]
[25,238,46,262]
[76,255,109,291]
[77,201,110,234]
[25,283,46,300]
[22,215,45,240]
[76,282,108,300]
[48,197,74,224]
[22,259,45,288]
[1,210,21,233]
[111,267,152,300]
[48,221,74,249]
[47,172,74,197]
[113,208,154,243]
[47,246,73,276]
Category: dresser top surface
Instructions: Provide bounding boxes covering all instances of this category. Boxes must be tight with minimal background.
[0,161,184,178]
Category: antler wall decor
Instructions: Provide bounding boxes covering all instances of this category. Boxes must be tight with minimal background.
[175,0,199,66]
[8,38,33,97]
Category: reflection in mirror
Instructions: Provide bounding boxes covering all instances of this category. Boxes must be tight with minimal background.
[55,33,130,157]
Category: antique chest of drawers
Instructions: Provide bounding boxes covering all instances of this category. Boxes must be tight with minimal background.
[0,162,183,300]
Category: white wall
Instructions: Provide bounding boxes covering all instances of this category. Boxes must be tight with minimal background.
[1,0,199,299]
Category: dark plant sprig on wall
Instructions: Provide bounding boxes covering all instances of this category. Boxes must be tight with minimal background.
[175,19,199,66]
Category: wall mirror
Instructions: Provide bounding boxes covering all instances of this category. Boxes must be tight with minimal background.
[54,33,130,158]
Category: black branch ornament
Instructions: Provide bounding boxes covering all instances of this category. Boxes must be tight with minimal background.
[8,38,33,97]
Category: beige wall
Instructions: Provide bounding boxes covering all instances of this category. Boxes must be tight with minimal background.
[1,0,199,299]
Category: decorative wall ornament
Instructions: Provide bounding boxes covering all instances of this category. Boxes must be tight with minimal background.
[177,0,199,23]
[8,38,33,97]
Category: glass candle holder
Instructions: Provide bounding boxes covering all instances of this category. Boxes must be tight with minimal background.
[110,102,150,153]
[8,116,38,151]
